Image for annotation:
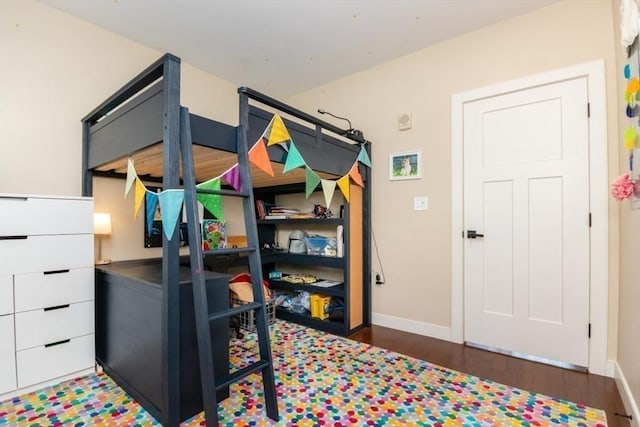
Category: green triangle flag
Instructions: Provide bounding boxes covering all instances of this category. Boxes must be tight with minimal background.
[305,167,321,198]
[158,189,184,240]
[357,145,371,168]
[196,177,224,220]
[283,142,306,173]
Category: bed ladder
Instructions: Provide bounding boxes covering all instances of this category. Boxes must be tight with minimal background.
[179,106,279,425]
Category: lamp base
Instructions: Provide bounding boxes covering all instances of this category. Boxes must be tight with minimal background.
[95,259,112,265]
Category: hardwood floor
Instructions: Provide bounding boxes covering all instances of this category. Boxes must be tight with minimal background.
[349,325,630,427]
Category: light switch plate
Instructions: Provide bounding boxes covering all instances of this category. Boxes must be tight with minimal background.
[414,196,428,211]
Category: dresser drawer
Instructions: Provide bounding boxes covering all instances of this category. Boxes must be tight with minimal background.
[0,275,12,315]
[16,334,94,388]
[14,267,93,312]
[0,234,93,275]
[15,301,94,351]
[0,315,17,394]
[0,195,93,236]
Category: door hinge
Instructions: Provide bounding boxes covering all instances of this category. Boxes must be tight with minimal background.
[589,213,592,227]
[588,323,591,338]
[587,102,591,118]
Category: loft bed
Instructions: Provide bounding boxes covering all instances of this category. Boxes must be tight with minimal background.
[81,54,371,426]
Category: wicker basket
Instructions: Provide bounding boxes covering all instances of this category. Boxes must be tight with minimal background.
[230,295,276,332]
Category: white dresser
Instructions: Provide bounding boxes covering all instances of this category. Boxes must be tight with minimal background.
[0,194,95,399]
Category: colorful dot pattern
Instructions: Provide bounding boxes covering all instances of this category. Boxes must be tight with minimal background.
[0,321,607,426]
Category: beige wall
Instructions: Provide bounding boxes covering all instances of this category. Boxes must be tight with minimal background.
[289,0,620,356]
[613,0,640,414]
[1,1,240,261]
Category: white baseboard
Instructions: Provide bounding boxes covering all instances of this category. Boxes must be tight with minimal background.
[614,361,640,427]
[371,312,451,341]
[606,359,616,378]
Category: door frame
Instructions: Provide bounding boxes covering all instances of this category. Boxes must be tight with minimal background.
[450,60,609,376]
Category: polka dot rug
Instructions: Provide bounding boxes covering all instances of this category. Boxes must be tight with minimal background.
[0,321,607,426]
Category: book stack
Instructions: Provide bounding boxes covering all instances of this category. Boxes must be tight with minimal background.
[265,206,301,219]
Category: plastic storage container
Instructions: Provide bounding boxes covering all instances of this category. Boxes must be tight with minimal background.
[310,294,331,320]
[304,236,337,256]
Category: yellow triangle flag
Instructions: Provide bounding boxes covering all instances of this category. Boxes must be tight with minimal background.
[267,115,292,146]
[249,139,275,176]
[337,175,350,203]
[349,163,364,188]
[134,178,146,218]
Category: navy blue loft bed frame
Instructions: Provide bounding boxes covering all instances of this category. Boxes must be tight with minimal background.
[80,53,371,426]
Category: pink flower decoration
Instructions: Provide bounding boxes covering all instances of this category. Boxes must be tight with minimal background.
[611,173,635,201]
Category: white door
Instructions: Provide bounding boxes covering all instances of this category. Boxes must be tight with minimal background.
[463,77,590,368]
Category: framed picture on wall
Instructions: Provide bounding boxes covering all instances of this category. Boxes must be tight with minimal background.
[389,150,421,181]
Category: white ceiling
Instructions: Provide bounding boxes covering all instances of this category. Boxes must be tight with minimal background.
[40,0,560,98]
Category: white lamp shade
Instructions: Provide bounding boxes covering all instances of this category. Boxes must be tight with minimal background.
[94,213,112,235]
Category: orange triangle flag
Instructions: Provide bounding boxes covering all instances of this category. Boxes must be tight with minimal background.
[267,115,292,146]
[349,163,364,188]
[249,139,274,176]
[337,175,350,203]
[134,178,146,218]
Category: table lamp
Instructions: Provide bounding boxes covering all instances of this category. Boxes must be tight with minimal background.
[94,213,112,265]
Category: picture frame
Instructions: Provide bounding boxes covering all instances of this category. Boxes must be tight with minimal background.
[389,150,421,180]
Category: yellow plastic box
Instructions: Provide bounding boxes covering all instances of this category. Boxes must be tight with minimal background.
[310,294,331,320]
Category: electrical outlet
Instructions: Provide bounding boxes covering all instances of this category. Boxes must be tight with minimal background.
[375,272,385,285]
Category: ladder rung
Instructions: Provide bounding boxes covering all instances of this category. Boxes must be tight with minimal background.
[196,188,250,197]
[216,360,270,391]
[202,247,256,256]
[208,301,262,321]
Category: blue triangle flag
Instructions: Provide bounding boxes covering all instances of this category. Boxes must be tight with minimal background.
[145,191,159,235]
[357,145,371,167]
[283,142,306,173]
[158,189,184,240]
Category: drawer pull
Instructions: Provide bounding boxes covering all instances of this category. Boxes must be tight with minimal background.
[43,269,70,275]
[0,196,27,201]
[45,339,70,348]
[44,304,70,312]
[0,235,28,240]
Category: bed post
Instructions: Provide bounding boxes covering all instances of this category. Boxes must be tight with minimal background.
[362,142,372,326]
[160,54,182,427]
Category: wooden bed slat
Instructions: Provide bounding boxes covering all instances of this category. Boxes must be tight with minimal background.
[94,143,337,188]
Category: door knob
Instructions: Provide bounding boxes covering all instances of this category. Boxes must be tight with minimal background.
[466,230,484,239]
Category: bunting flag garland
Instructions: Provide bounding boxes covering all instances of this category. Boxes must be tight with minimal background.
[248,139,274,176]
[266,115,292,146]
[283,142,306,173]
[337,175,350,203]
[349,163,364,188]
[222,163,242,191]
[145,192,159,235]
[125,158,137,197]
[134,178,146,218]
[321,179,337,209]
[305,167,321,198]
[357,145,371,168]
[158,190,184,239]
[122,112,373,242]
[196,177,224,220]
